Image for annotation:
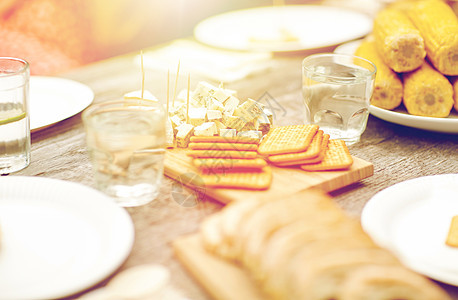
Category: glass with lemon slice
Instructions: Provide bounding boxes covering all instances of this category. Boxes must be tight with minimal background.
[0,57,30,174]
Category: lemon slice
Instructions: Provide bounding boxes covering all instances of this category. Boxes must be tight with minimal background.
[0,109,26,126]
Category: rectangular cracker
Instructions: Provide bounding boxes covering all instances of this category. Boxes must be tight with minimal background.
[189,142,258,151]
[187,150,258,159]
[190,136,260,144]
[200,166,272,190]
[257,124,319,156]
[273,134,330,167]
[268,130,324,164]
[300,139,353,171]
[193,158,267,172]
[446,215,458,247]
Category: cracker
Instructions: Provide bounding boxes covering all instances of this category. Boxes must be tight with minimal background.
[274,134,330,167]
[189,142,258,151]
[446,215,458,247]
[258,125,319,156]
[193,158,267,172]
[268,130,324,165]
[300,139,353,171]
[187,149,258,159]
[200,166,272,190]
[190,136,259,144]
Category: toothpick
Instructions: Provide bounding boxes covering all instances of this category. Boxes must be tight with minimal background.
[186,73,190,124]
[140,50,145,100]
[166,69,170,115]
[172,60,180,108]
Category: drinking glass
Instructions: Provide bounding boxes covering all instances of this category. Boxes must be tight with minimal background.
[302,53,376,145]
[83,99,166,207]
[0,57,30,174]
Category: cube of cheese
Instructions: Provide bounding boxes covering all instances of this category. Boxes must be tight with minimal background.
[176,124,194,148]
[194,122,217,136]
[263,107,274,124]
[169,103,187,120]
[234,98,263,123]
[208,98,225,111]
[214,120,227,131]
[237,130,263,140]
[206,109,223,122]
[212,88,230,103]
[123,89,158,102]
[224,115,246,132]
[254,114,271,135]
[192,81,217,107]
[219,128,237,138]
[188,107,207,126]
[223,96,239,115]
[169,115,183,135]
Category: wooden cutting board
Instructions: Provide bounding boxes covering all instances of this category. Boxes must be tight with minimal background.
[164,148,373,204]
[173,234,265,300]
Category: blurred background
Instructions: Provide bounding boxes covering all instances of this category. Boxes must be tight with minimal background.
[2,0,454,75]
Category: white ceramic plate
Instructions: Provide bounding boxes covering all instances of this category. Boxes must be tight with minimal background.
[194,5,372,52]
[0,176,134,299]
[361,174,458,286]
[30,76,94,132]
[334,40,458,134]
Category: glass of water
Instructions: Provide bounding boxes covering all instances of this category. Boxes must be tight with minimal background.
[0,57,30,174]
[302,53,376,145]
[83,99,166,207]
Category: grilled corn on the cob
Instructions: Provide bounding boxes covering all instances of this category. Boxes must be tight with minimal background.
[405,0,458,76]
[403,61,454,117]
[374,8,426,72]
[355,39,403,110]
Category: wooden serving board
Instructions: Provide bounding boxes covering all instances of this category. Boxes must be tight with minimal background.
[164,148,373,204]
[173,234,265,300]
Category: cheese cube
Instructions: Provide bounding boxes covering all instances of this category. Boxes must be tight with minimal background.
[212,88,230,103]
[193,81,217,107]
[255,114,271,135]
[170,115,183,135]
[194,122,217,136]
[188,107,207,126]
[224,115,246,132]
[123,89,158,102]
[208,98,225,111]
[263,107,274,124]
[234,98,263,123]
[219,128,237,138]
[175,89,189,105]
[237,130,263,140]
[176,124,194,148]
[242,121,256,131]
[214,120,227,131]
[223,96,239,115]
[206,109,223,122]
[169,103,187,120]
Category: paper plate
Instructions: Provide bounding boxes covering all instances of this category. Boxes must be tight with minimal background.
[30,76,94,132]
[362,174,458,286]
[194,5,372,52]
[0,176,134,299]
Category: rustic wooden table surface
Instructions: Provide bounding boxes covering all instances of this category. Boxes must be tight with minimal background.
[10,40,458,299]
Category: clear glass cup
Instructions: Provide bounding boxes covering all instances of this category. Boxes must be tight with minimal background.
[302,53,376,145]
[0,57,31,174]
[82,99,166,207]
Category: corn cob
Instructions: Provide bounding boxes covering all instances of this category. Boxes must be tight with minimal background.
[451,76,458,112]
[403,60,454,117]
[355,39,403,110]
[373,8,426,72]
[404,0,458,76]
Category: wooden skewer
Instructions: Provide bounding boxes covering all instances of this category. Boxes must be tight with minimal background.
[172,60,180,108]
[186,73,190,124]
[140,50,145,100]
[166,69,170,115]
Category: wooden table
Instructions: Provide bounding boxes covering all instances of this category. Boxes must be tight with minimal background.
[13,40,458,299]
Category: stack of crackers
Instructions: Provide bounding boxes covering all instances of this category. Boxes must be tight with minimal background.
[185,124,354,190]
